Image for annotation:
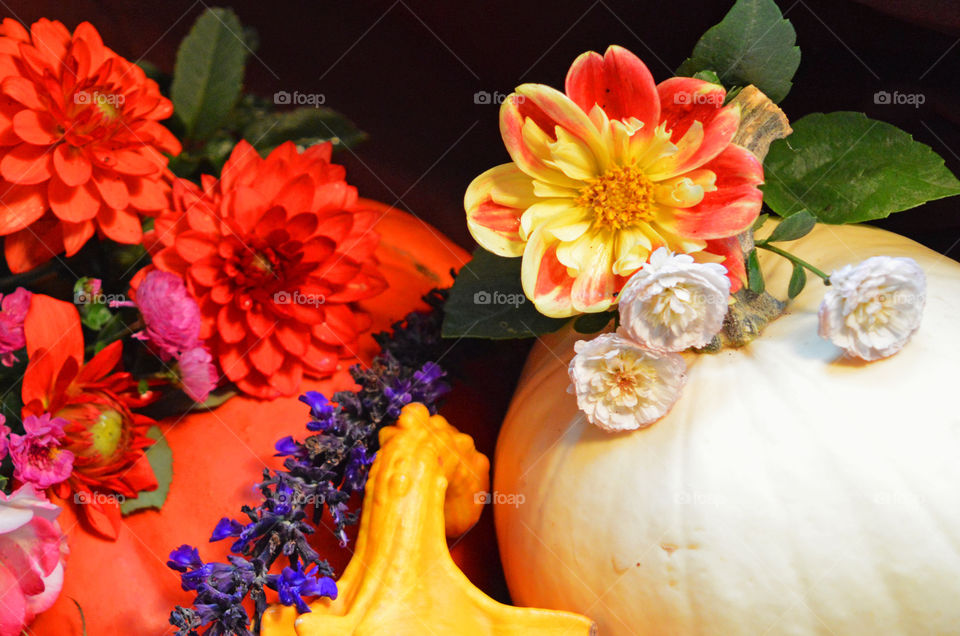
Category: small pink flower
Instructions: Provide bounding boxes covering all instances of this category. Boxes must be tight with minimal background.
[0,485,68,635]
[0,416,9,460]
[0,287,31,367]
[8,414,75,489]
[176,347,219,403]
[134,270,202,360]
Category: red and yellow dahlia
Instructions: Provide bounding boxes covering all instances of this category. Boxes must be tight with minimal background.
[465,45,763,317]
[21,294,158,539]
[0,18,180,273]
[150,140,387,399]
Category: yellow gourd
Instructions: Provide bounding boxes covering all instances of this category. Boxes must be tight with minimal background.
[261,402,596,635]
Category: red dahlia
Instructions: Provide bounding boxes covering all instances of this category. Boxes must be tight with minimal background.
[0,18,180,272]
[151,141,387,398]
[22,294,158,539]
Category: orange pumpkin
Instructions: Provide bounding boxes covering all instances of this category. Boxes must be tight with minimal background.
[28,201,482,635]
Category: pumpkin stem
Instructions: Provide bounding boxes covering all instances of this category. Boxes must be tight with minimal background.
[704,86,794,350]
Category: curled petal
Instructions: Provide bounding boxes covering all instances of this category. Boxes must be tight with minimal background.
[465,163,536,257]
[521,228,576,318]
[656,77,740,176]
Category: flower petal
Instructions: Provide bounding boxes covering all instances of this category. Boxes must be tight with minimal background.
[702,236,746,292]
[465,163,535,257]
[48,176,100,222]
[53,144,92,186]
[12,109,59,145]
[97,205,142,244]
[1,143,52,185]
[670,144,763,239]
[656,77,740,175]
[0,183,45,235]
[565,45,660,127]
[521,228,576,318]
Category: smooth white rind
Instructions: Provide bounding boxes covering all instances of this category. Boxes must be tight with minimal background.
[495,224,960,635]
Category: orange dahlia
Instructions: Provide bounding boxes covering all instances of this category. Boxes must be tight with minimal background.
[150,141,387,399]
[21,294,158,539]
[0,18,180,273]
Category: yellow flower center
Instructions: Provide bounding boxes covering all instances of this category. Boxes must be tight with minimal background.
[576,166,656,230]
[89,409,124,459]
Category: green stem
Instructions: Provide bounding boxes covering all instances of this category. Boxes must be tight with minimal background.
[756,243,832,285]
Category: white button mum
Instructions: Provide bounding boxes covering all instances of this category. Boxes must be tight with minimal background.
[818,256,926,361]
[618,248,731,352]
[568,333,686,432]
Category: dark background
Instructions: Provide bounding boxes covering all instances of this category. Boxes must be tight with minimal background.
[5,0,960,255]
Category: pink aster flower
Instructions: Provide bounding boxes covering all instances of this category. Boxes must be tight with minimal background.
[131,269,202,359]
[0,485,68,636]
[0,417,9,459]
[0,287,31,366]
[8,414,75,489]
[176,347,219,403]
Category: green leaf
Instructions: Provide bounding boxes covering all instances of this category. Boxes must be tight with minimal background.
[762,209,816,243]
[244,107,366,155]
[171,8,248,140]
[763,112,960,224]
[746,249,765,294]
[441,248,569,339]
[692,69,722,85]
[573,310,616,334]
[752,212,770,231]
[677,0,800,103]
[119,427,172,515]
[787,262,807,298]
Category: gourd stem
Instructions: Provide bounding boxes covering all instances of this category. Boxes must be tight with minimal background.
[756,243,832,284]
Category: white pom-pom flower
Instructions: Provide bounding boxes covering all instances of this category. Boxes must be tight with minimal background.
[618,248,731,352]
[568,332,686,432]
[818,255,926,361]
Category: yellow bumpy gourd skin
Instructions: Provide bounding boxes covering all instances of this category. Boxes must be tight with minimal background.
[261,402,596,635]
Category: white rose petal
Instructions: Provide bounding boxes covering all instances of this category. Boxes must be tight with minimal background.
[618,247,731,352]
[567,333,686,432]
[818,255,926,361]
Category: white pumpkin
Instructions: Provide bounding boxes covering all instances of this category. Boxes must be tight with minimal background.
[494,223,960,635]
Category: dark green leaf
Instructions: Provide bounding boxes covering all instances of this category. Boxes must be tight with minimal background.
[171,8,248,140]
[752,212,770,231]
[119,427,172,515]
[746,249,765,294]
[573,310,616,334]
[441,248,569,339]
[244,107,366,155]
[787,262,807,298]
[763,112,960,223]
[763,209,816,243]
[677,0,800,103]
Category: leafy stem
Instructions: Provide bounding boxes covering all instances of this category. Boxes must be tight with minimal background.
[755,242,831,284]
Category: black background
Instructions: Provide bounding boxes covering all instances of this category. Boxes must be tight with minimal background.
[6,0,960,255]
